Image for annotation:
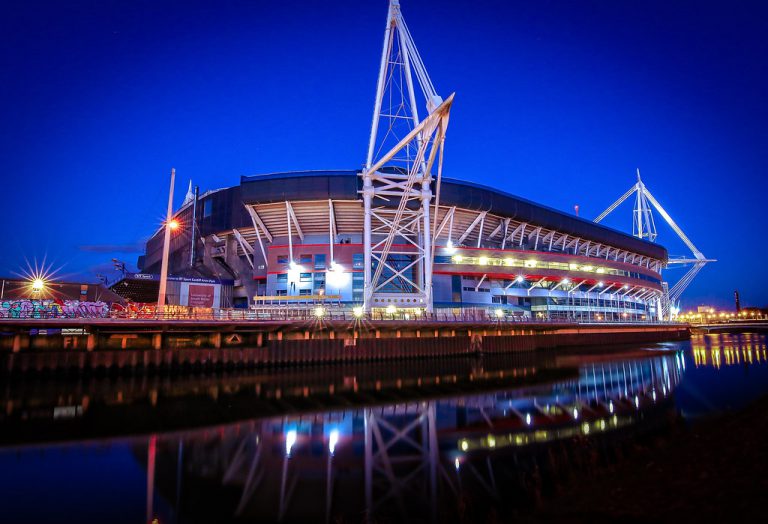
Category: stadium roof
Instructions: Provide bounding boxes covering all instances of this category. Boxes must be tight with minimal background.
[236,170,666,260]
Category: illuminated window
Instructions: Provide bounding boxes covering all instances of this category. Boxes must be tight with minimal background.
[300,272,312,282]
[277,255,289,264]
[353,254,364,269]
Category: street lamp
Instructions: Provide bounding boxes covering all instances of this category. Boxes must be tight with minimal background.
[158,168,176,310]
[32,278,45,292]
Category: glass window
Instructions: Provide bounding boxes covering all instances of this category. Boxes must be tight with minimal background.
[300,272,312,282]
[299,254,312,265]
[276,289,287,296]
[299,289,312,295]
[203,199,212,218]
[276,273,288,283]
[353,253,364,269]
[314,254,326,269]
[277,255,289,264]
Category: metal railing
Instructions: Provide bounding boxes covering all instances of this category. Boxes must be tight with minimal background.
[0,301,678,325]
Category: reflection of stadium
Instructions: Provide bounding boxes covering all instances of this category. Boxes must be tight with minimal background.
[145,351,683,522]
[113,0,669,321]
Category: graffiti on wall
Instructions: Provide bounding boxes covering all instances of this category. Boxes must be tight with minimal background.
[0,300,111,319]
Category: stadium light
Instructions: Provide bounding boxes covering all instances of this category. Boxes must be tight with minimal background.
[352,306,364,318]
[169,219,180,231]
[31,278,45,292]
[285,429,297,456]
[326,263,349,289]
[328,429,339,455]
[314,306,326,318]
[385,304,397,315]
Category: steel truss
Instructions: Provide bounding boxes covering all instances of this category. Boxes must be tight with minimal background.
[361,0,454,312]
[595,169,715,319]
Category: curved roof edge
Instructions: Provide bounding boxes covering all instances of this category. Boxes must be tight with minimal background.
[234,170,666,261]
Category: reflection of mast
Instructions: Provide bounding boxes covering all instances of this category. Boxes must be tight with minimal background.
[146,435,157,524]
[364,403,441,521]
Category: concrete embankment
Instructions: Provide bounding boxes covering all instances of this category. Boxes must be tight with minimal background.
[0,319,689,373]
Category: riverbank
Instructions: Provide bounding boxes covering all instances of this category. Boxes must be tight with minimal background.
[527,393,768,522]
[1,318,689,372]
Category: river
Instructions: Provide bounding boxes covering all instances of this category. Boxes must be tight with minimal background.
[0,332,766,523]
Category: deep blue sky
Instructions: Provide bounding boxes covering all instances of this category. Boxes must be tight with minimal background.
[1,0,766,308]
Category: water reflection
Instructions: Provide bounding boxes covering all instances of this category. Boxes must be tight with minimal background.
[692,333,768,368]
[137,352,683,523]
[3,335,768,523]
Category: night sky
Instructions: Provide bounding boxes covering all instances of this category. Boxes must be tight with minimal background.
[1,0,766,309]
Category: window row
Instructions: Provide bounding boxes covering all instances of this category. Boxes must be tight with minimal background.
[438,255,660,283]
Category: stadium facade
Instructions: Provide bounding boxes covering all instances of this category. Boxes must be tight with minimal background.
[135,170,668,321]
[128,1,670,321]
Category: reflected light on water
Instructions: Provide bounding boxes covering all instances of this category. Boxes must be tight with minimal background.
[3,335,768,523]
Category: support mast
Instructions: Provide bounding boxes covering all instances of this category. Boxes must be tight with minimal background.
[361,0,453,313]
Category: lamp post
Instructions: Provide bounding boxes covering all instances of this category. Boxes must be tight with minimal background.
[158,168,176,311]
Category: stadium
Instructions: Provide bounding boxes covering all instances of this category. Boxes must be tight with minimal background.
[120,169,667,321]
[114,1,672,321]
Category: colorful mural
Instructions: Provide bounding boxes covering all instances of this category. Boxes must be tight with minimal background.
[0,300,111,319]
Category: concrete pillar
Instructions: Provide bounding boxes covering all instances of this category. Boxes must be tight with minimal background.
[256,332,264,347]
[152,334,163,350]
[396,330,401,338]
[375,330,380,339]
[211,332,222,349]
[304,330,310,340]
[416,330,421,338]
[277,331,283,341]
[329,331,335,340]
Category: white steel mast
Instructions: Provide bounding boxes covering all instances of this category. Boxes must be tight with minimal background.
[594,169,715,320]
[361,0,454,313]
